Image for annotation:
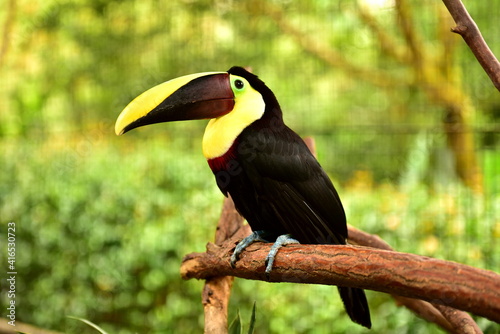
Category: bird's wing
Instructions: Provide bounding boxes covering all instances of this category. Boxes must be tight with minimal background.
[238,125,347,245]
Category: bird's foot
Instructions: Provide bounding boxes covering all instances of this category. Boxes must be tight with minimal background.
[231,230,270,267]
[231,231,300,278]
[264,234,299,278]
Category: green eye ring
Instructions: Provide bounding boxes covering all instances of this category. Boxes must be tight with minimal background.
[230,76,246,92]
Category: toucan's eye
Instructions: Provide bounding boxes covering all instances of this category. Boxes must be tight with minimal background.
[234,79,244,90]
[229,75,247,92]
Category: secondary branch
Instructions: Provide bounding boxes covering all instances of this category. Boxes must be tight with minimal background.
[442,0,500,90]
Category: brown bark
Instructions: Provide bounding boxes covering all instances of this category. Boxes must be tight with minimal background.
[440,0,500,192]
[442,0,500,91]
[202,276,235,334]
[348,226,483,333]
[433,304,484,334]
[201,196,249,334]
[181,240,500,324]
[391,297,455,333]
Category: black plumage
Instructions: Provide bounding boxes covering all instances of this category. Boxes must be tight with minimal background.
[206,67,371,328]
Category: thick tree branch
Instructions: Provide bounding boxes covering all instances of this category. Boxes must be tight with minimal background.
[348,226,483,334]
[442,0,500,91]
[182,241,500,324]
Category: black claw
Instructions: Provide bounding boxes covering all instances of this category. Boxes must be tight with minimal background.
[264,258,271,279]
[230,253,238,268]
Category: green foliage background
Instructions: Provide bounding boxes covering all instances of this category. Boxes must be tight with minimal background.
[0,0,499,333]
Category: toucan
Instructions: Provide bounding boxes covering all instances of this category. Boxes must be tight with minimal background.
[115,66,371,328]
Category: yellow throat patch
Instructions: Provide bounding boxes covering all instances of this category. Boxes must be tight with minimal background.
[202,75,265,159]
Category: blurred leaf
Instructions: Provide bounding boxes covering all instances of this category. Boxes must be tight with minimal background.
[67,316,109,334]
[248,302,256,334]
[228,310,242,334]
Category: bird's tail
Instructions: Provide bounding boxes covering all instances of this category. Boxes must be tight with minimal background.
[338,286,372,329]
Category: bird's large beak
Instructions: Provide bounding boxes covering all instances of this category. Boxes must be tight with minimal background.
[115,72,234,135]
